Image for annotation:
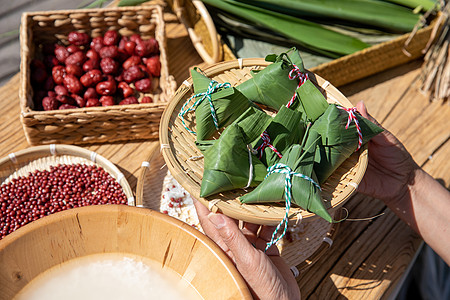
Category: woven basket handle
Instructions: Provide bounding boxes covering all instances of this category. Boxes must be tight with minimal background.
[173,0,221,64]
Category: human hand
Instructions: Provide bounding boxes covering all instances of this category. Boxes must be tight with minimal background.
[355,101,419,205]
[193,199,301,300]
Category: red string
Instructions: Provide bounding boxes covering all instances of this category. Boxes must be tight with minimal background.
[256,131,283,159]
[337,106,363,151]
[286,64,308,108]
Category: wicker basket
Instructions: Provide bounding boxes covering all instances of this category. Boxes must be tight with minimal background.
[159,58,368,226]
[19,5,177,145]
[136,142,341,272]
[0,144,134,206]
[166,0,236,63]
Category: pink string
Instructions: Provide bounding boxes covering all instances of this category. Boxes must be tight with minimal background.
[286,64,308,108]
[256,131,283,159]
[337,106,363,151]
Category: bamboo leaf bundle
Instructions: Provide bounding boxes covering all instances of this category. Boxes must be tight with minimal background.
[180,68,256,141]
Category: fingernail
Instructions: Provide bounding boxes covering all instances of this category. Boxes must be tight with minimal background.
[207,213,226,229]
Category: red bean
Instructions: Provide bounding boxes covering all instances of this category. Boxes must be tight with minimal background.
[0,164,127,239]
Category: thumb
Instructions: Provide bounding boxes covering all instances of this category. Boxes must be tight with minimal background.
[208,213,256,263]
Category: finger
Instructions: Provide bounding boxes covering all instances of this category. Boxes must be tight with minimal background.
[193,199,230,254]
[259,225,277,241]
[356,101,383,127]
[208,213,257,264]
[243,222,260,235]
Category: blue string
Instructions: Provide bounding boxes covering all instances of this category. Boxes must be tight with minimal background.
[178,80,231,134]
[264,163,321,252]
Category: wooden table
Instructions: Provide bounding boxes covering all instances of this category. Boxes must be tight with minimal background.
[0,5,449,300]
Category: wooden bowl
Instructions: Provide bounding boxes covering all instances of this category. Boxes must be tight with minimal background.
[0,205,252,299]
[160,58,368,225]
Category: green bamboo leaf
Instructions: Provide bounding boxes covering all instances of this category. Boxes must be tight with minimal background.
[241,136,333,223]
[185,68,256,141]
[236,0,421,33]
[201,0,369,56]
[118,0,148,6]
[383,0,437,11]
[200,122,268,198]
[236,49,306,110]
[310,104,384,183]
[251,105,305,167]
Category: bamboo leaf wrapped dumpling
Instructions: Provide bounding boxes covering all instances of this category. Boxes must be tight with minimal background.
[200,107,272,197]
[236,48,307,110]
[241,132,333,223]
[179,67,256,141]
[311,104,384,184]
[293,78,384,184]
[251,105,305,167]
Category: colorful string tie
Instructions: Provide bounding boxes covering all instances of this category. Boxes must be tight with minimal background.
[255,131,283,159]
[264,163,321,252]
[337,106,363,151]
[286,64,308,108]
[178,80,231,134]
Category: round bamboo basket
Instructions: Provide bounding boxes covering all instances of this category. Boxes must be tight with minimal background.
[160,58,368,226]
[0,205,252,299]
[136,142,341,272]
[0,144,134,205]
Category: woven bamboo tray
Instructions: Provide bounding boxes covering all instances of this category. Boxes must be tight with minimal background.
[0,144,134,206]
[160,58,368,226]
[136,142,341,272]
[19,5,177,145]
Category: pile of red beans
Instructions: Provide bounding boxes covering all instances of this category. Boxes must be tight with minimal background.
[30,30,161,111]
[0,164,127,239]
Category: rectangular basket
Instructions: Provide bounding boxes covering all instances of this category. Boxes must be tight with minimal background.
[19,5,177,145]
